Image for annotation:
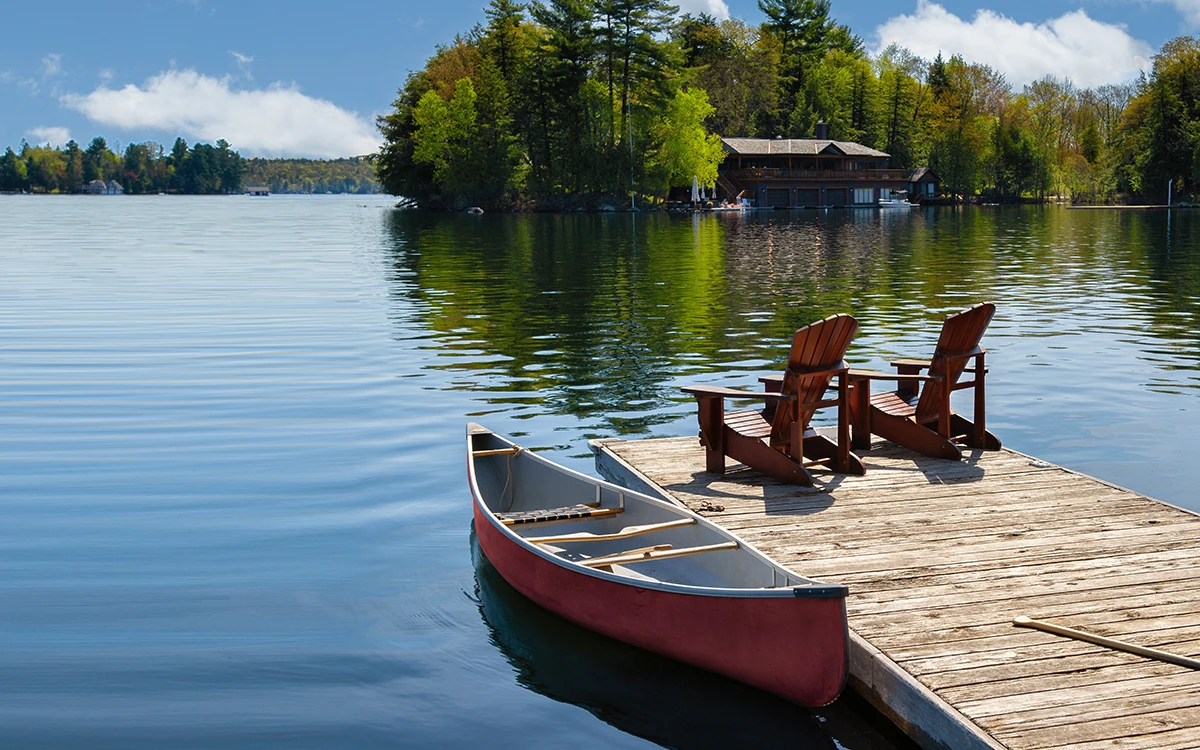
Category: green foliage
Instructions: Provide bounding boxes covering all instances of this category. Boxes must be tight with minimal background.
[0,133,248,194]
[647,88,725,192]
[0,147,28,191]
[990,106,1038,199]
[926,55,989,199]
[243,157,379,194]
[756,0,857,135]
[411,71,523,208]
[377,8,1199,206]
[24,146,68,193]
[794,49,879,143]
[1126,37,1200,198]
[680,18,778,138]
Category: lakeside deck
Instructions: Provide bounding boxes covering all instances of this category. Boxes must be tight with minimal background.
[592,434,1200,750]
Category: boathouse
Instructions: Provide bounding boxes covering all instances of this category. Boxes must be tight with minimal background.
[718,124,908,208]
[908,167,940,200]
[82,179,123,195]
[244,186,270,196]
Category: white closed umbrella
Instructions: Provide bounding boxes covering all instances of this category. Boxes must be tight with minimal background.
[691,176,700,203]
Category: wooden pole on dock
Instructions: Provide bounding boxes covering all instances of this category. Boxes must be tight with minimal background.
[1014,616,1200,670]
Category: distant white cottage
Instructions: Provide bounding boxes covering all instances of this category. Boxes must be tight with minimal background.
[82,179,123,195]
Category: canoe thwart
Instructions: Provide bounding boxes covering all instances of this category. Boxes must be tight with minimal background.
[473,447,523,457]
[526,517,696,544]
[499,505,623,526]
[580,541,740,568]
[1013,615,1200,670]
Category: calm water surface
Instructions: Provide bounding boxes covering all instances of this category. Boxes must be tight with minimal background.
[2,196,1197,748]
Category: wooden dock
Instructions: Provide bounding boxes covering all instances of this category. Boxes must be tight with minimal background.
[592,435,1200,750]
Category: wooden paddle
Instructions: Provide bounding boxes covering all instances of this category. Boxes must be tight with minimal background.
[1013,616,1200,671]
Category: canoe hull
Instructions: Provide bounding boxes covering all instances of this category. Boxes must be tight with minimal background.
[473,501,848,707]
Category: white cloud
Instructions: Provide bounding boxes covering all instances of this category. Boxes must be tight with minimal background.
[873,1,1152,88]
[60,69,380,158]
[1169,0,1200,25]
[676,0,730,20]
[27,126,71,147]
[40,53,62,78]
[229,50,253,79]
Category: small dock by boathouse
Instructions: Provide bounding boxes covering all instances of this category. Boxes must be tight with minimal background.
[592,435,1200,750]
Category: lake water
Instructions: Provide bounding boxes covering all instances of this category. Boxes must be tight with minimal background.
[2,196,1196,748]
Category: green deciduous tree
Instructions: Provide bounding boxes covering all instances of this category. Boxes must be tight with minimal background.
[647,88,726,193]
[411,74,523,209]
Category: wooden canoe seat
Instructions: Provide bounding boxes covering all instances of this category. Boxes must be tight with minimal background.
[499,504,623,526]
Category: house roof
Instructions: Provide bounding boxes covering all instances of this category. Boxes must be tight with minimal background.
[908,167,938,182]
[722,138,889,158]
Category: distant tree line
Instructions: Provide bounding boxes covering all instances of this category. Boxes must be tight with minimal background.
[377,0,1200,208]
[0,136,245,194]
[242,156,380,194]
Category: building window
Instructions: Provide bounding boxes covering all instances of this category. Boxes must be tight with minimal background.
[854,187,875,204]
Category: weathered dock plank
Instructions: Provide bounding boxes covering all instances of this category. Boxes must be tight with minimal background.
[592,435,1200,750]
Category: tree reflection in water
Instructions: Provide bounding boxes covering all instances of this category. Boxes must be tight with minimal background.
[387,207,1200,505]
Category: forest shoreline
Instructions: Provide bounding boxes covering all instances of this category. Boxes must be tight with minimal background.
[376,1,1198,212]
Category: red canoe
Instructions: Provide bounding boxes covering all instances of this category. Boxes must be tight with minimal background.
[467,423,849,707]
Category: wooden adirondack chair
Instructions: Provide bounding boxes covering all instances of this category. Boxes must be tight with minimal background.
[681,314,865,486]
[848,302,1001,460]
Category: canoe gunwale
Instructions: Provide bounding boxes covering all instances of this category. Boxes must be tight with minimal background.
[467,424,848,601]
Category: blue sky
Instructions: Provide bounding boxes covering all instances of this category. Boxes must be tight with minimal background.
[0,0,1189,158]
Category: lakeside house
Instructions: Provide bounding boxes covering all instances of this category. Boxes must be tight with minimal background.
[82,179,123,195]
[717,123,916,208]
[244,186,270,196]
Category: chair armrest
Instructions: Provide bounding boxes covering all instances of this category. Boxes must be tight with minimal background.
[848,369,943,382]
[938,346,986,362]
[757,362,849,385]
[891,358,930,370]
[681,385,797,401]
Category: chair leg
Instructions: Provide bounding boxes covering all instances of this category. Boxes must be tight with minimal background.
[836,372,851,472]
[725,431,814,486]
[973,353,987,448]
[849,377,872,451]
[872,409,962,460]
[949,414,1001,450]
[939,386,952,442]
[803,430,866,476]
[695,396,726,474]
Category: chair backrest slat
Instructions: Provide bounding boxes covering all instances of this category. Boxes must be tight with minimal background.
[914,303,996,423]
[771,314,858,442]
